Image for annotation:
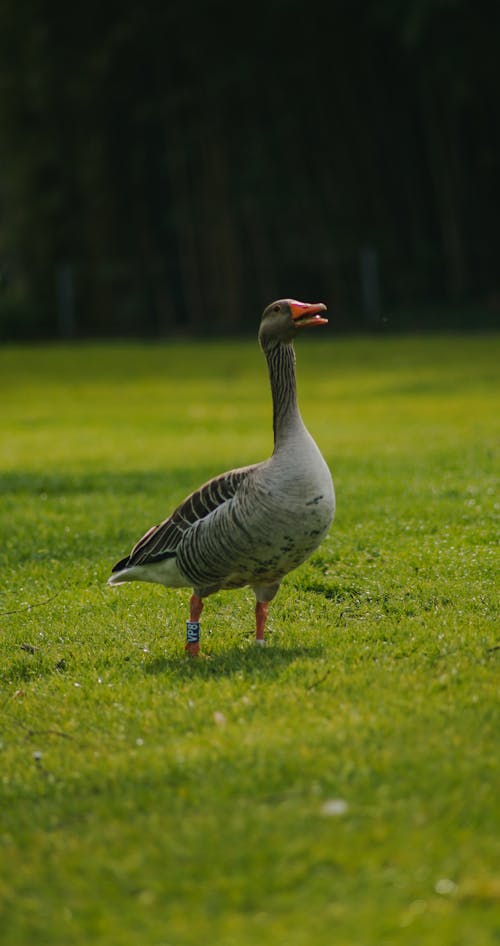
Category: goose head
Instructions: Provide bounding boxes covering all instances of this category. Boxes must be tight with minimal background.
[258,298,328,350]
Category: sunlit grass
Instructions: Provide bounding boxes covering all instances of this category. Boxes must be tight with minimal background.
[0,333,499,945]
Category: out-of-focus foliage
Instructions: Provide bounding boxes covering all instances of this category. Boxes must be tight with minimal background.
[0,0,498,336]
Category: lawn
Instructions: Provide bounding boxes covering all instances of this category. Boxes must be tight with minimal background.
[0,332,498,945]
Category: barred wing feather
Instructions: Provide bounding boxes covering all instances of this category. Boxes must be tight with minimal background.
[112,465,257,570]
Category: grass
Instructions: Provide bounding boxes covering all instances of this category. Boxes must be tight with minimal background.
[0,332,499,945]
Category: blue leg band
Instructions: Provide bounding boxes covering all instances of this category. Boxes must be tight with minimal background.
[186,621,200,645]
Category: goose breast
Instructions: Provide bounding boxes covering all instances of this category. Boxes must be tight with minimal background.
[176,441,335,596]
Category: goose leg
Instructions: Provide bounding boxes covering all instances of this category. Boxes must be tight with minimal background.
[185,593,203,655]
[255,601,269,645]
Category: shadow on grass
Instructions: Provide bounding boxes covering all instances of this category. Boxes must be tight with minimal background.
[143,640,325,680]
[0,467,227,497]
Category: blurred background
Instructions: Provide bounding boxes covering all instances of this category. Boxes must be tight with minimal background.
[0,0,498,339]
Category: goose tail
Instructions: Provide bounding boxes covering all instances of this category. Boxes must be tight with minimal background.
[108,561,142,585]
[107,553,187,589]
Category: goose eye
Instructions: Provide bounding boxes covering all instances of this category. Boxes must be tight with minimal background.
[273,305,280,312]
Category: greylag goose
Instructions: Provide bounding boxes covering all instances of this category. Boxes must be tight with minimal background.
[108,299,335,654]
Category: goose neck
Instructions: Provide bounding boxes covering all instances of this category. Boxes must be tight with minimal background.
[265,342,304,447]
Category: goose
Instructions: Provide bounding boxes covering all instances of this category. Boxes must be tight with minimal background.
[108,298,335,654]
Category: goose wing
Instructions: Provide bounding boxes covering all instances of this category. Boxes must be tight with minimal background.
[112,464,258,571]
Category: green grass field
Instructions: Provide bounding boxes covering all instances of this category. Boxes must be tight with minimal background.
[0,333,499,945]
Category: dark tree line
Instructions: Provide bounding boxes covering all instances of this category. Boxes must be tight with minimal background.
[0,0,498,337]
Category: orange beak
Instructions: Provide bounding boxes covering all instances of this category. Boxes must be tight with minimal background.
[289,300,328,328]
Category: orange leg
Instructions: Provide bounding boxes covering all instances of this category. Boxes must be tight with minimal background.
[190,594,203,622]
[255,601,269,644]
[185,594,203,655]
